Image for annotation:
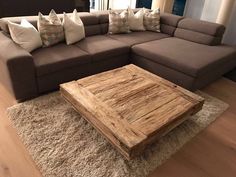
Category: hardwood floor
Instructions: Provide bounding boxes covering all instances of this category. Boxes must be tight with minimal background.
[0,85,42,177]
[150,78,236,177]
[0,78,236,177]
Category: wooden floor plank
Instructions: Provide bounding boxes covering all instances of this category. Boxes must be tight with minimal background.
[150,78,236,177]
[0,84,42,177]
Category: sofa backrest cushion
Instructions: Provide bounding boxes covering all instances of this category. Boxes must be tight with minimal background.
[0,12,101,37]
[93,11,109,34]
[78,13,101,36]
[174,18,225,46]
[160,13,183,36]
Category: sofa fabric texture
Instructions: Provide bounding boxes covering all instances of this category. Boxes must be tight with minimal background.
[175,18,225,45]
[132,37,236,77]
[160,13,183,35]
[131,54,195,89]
[36,64,91,93]
[75,35,130,62]
[107,31,169,46]
[0,9,236,102]
[32,43,91,76]
[0,32,38,101]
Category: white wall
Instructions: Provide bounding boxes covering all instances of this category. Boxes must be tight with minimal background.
[109,0,136,9]
[184,0,222,22]
[184,0,205,19]
[223,1,236,45]
[184,0,236,45]
[200,0,222,22]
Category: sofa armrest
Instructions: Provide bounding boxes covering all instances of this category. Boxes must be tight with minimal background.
[0,32,38,101]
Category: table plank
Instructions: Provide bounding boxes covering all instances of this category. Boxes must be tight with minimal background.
[125,64,205,104]
[131,96,193,136]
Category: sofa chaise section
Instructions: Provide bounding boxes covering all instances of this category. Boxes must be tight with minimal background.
[132,17,236,90]
[132,37,236,90]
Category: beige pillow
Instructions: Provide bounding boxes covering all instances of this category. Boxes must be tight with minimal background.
[128,8,145,31]
[38,9,64,47]
[108,9,130,34]
[143,8,161,32]
[63,9,85,45]
[8,19,42,52]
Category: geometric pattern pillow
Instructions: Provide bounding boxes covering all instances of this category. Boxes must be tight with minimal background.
[37,9,64,47]
[108,9,130,34]
[143,8,161,33]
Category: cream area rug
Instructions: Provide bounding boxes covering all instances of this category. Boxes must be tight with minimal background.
[7,91,228,177]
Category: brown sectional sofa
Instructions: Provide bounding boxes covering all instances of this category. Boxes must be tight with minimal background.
[0,9,236,102]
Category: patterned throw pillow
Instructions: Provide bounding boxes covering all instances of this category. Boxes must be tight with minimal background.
[37,9,64,47]
[108,9,130,34]
[143,8,161,32]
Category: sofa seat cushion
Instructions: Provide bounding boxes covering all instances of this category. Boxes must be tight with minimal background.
[132,37,236,77]
[32,43,91,76]
[75,35,130,62]
[108,31,170,46]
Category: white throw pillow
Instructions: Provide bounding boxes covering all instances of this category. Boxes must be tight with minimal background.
[128,8,145,31]
[63,9,85,45]
[8,19,42,52]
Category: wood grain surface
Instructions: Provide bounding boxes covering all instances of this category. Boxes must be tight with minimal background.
[60,64,204,159]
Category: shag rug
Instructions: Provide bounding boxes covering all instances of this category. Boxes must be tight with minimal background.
[7,91,228,177]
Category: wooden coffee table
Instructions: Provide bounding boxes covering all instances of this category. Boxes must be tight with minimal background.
[60,64,204,160]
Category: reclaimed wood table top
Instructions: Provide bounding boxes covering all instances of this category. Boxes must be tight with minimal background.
[60,64,204,160]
